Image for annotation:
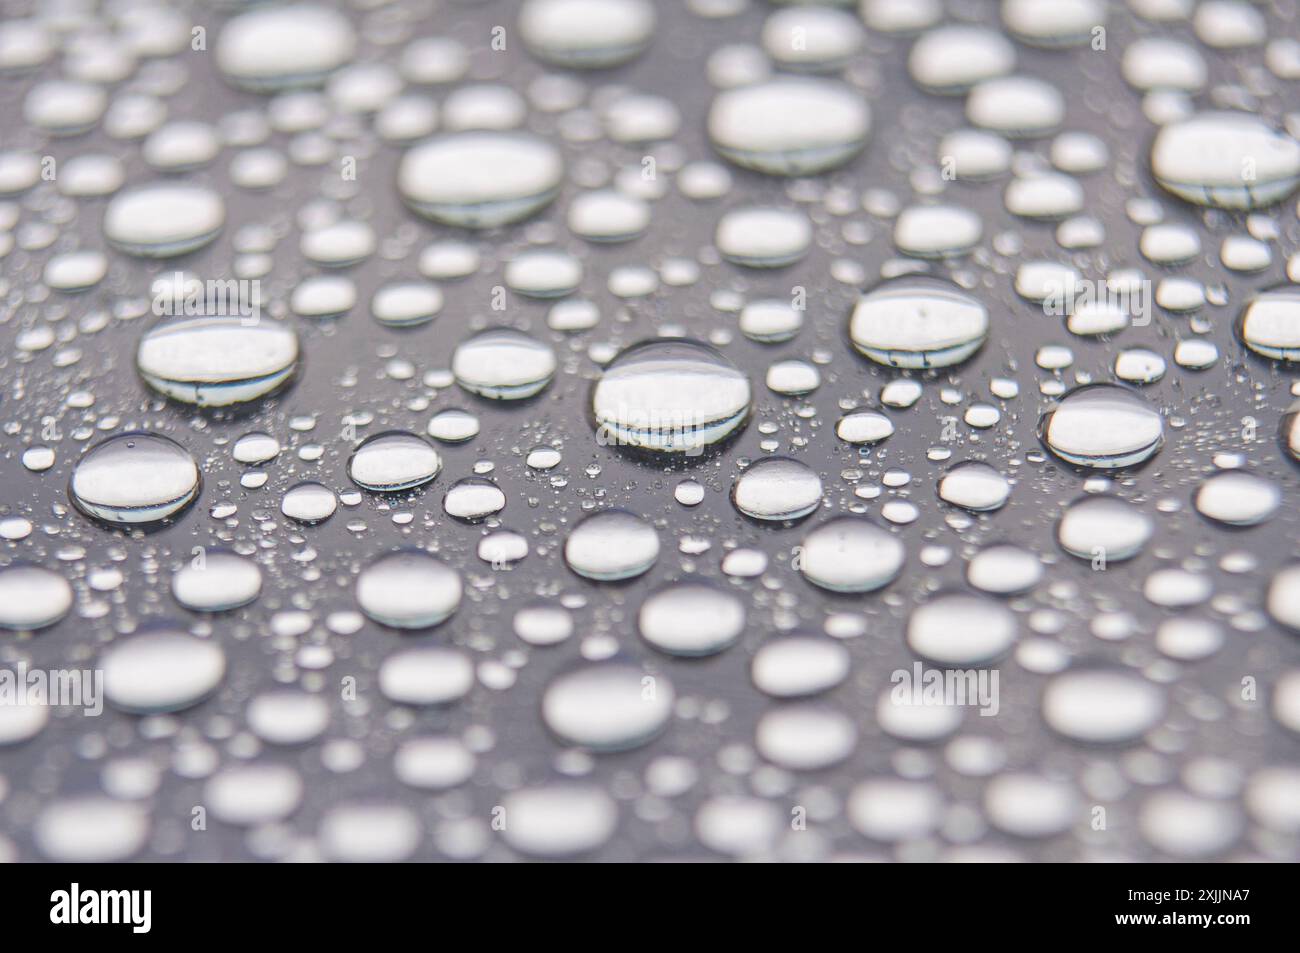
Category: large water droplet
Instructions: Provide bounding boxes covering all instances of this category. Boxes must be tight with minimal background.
[564,509,659,580]
[542,660,674,751]
[347,431,442,492]
[592,339,752,453]
[398,132,563,228]
[708,77,870,175]
[849,276,989,369]
[136,317,298,406]
[356,550,462,629]
[798,516,905,593]
[101,626,226,713]
[452,329,557,400]
[1040,384,1164,469]
[70,432,201,527]
[1151,112,1300,209]
[732,457,823,521]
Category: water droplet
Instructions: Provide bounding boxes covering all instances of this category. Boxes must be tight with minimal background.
[137,317,298,406]
[1151,112,1300,209]
[101,626,226,713]
[172,550,262,612]
[452,329,557,400]
[348,431,441,492]
[639,583,745,657]
[542,660,673,751]
[0,564,72,630]
[849,276,989,369]
[732,457,823,521]
[708,77,870,175]
[1040,384,1164,469]
[1041,665,1166,744]
[564,509,659,580]
[357,550,462,629]
[798,516,905,593]
[399,132,563,228]
[592,339,752,453]
[70,432,201,527]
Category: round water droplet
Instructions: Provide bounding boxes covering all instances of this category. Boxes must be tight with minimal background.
[172,550,262,612]
[348,431,441,492]
[443,477,506,521]
[0,564,73,630]
[1237,285,1300,360]
[452,328,556,400]
[379,646,474,705]
[1151,112,1300,209]
[137,317,298,406]
[937,460,1010,512]
[1041,665,1166,744]
[101,626,226,714]
[357,550,462,629]
[907,593,1017,664]
[564,509,659,581]
[217,4,356,91]
[751,635,850,698]
[639,583,745,657]
[280,481,337,523]
[500,785,617,858]
[205,763,304,826]
[518,0,655,68]
[798,516,905,593]
[399,132,563,228]
[756,703,856,770]
[849,276,989,369]
[1194,470,1280,526]
[1057,495,1153,562]
[103,182,224,257]
[708,77,870,176]
[542,660,674,751]
[715,206,812,267]
[1040,384,1164,469]
[592,339,752,453]
[70,432,201,527]
[732,457,822,521]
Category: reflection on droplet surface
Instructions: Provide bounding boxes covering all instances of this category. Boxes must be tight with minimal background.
[906,593,1017,665]
[798,516,905,593]
[732,457,822,521]
[399,132,563,227]
[101,626,226,714]
[937,461,1011,512]
[452,329,557,400]
[0,564,72,630]
[1042,666,1166,744]
[136,317,298,406]
[639,583,744,657]
[565,509,659,580]
[1151,112,1300,209]
[592,339,752,453]
[70,432,201,527]
[849,276,989,369]
[542,661,674,751]
[348,431,442,492]
[357,550,462,629]
[103,182,224,257]
[708,78,870,175]
[1057,495,1153,561]
[1040,384,1164,468]
[280,482,337,523]
[1237,285,1300,360]
[172,550,262,612]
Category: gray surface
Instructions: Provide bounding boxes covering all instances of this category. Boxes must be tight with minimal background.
[0,0,1298,862]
